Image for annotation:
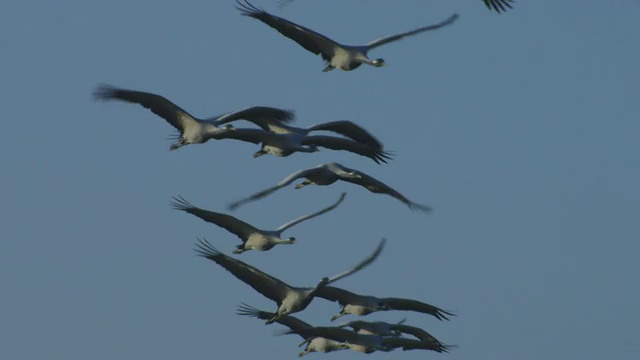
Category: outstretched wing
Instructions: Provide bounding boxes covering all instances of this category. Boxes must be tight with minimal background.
[326,238,386,284]
[381,337,454,353]
[308,120,383,149]
[227,166,323,210]
[484,0,514,13]
[314,286,361,305]
[237,0,338,62]
[211,128,277,145]
[171,196,259,240]
[302,136,393,164]
[93,84,199,132]
[366,14,459,50]
[236,303,313,335]
[378,297,455,321]
[277,192,346,232]
[194,239,290,303]
[339,170,431,212]
[211,114,289,132]
[277,0,295,8]
[208,106,295,126]
[285,326,363,344]
[390,323,443,344]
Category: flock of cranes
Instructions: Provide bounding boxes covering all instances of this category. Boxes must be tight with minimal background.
[95,0,516,356]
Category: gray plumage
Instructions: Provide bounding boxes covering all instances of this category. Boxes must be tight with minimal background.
[212,116,383,150]
[172,193,345,254]
[315,285,455,321]
[236,303,350,357]
[195,238,386,323]
[338,319,452,348]
[227,162,430,212]
[210,128,392,164]
[92,84,293,150]
[284,326,454,353]
[237,0,459,71]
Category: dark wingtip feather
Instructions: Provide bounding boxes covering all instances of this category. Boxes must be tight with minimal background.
[485,0,514,13]
[227,201,241,211]
[193,238,221,259]
[236,302,264,318]
[409,202,433,213]
[374,150,394,164]
[436,308,457,321]
[235,0,264,17]
[92,83,118,101]
[169,195,192,211]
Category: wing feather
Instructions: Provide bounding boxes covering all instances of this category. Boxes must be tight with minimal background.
[212,115,288,132]
[366,14,459,50]
[227,166,323,210]
[308,120,383,149]
[484,0,514,13]
[302,136,393,164]
[236,303,313,334]
[381,337,453,352]
[237,0,338,61]
[314,286,361,305]
[211,128,275,145]
[390,324,442,344]
[276,192,346,232]
[339,170,431,212]
[208,106,295,126]
[379,297,455,321]
[285,327,363,344]
[326,238,386,284]
[171,196,259,240]
[194,239,290,303]
[93,84,199,132]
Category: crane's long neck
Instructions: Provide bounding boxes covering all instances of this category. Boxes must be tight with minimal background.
[203,122,222,136]
[274,238,295,245]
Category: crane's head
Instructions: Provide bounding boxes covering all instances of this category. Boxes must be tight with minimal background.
[372,58,387,67]
[316,277,331,288]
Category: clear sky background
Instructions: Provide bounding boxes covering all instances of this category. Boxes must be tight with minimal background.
[1,0,639,359]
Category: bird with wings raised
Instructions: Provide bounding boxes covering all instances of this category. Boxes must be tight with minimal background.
[212,116,383,150]
[195,238,385,323]
[228,162,431,212]
[236,303,350,357]
[92,84,293,150]
[237,0,459,71]
[171,193,345,254]
[210,128,392,164]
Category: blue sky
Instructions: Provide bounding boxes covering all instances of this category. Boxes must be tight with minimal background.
[1,0,639,359]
